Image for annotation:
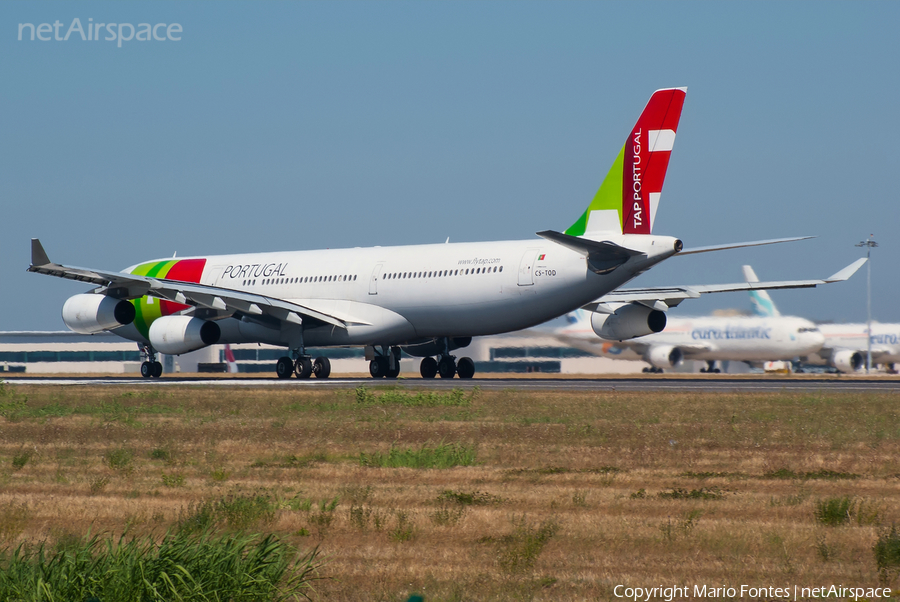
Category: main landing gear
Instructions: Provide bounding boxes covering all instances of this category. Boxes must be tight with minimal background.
[275,354,331,380]
[140,344,163,379]
[369,346,401,379]
[420,354,475,379]
[699,361,721,374]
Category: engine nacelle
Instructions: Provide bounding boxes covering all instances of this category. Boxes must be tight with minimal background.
[148,316,221,355]
[591,304,667,341]
[831,349,863,373]
[62,293,136,334]
[645,345,683,369]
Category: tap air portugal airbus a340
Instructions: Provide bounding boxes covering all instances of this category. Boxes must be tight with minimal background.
[28,88,863,380]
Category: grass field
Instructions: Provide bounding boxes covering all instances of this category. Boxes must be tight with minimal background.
[2,379,900,600]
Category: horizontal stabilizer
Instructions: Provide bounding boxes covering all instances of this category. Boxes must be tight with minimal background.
[536,230,642,258]
[537,230,643,275]
[678,236,814,255]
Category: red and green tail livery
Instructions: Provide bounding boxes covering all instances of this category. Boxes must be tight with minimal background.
[129,258,206,337]
[566,87,686,237]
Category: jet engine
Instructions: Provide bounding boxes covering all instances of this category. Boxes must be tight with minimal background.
[62,293,136,334]
[645,345,683,369]
[148,316,221,355]
[831,349,863,373]
[591,304,667,341]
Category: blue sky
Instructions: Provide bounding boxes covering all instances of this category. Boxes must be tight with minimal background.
[2,1,897,330]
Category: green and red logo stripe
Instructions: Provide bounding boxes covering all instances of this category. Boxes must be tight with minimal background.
[129,258,206,337]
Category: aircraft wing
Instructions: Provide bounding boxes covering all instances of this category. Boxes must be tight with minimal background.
[27,239,353,329]
[584,258,867,310]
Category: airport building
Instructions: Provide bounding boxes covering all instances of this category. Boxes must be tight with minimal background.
[0,331,646,375]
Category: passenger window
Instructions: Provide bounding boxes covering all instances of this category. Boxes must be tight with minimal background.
[499,266,503,272]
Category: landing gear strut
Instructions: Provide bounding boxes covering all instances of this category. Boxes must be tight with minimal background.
[140,344,162,379]
[369,346,400,379]
[699,361,720,374]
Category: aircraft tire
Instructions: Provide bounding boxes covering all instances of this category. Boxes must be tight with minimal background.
[295,357,313,379]
[386,361,401,378]
[141,361,153,379]
[276,356,294,379]
[438,357,456,379]
[369,357,389,378]
[152,361,163,378]
[313,357,331,379]
[420,357,437,379]
[456,357,475,379]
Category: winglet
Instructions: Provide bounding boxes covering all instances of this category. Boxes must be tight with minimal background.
[31,238,51,267]
[824,257,867,283]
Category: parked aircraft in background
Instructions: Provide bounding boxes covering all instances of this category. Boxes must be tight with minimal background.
[557,309,826,373]
[744,266,900,372]
[555,261,864,373]
[29,87,824,379]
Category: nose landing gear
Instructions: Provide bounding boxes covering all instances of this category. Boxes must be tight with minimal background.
[140,344,163,378]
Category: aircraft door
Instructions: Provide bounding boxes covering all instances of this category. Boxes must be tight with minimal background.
[369,263,384,295]
[517,249,540,286]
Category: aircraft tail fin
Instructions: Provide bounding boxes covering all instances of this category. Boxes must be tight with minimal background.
[566,87,686,237]
[742,265,781,317]
[224,344,239,374]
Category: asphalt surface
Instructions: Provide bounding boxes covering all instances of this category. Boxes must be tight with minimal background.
[4,375,900,393]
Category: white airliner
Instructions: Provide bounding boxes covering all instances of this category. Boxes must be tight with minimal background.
[745,267,900,372]
[555,308,828,374]
[28,88,857,380]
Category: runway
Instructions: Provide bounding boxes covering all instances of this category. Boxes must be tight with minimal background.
[4,375,900,393]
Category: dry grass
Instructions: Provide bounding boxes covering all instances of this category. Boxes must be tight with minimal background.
[2,381,900,600]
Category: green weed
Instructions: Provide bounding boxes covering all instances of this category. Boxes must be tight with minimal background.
[390,510,416,542]
[494,515,559,574]
[359,442,477,469]
[874,526,900,583]
[178,493,276,533]
[11,451,30,471]
[815,496,854,526]
[355,385,476,407]
[209,468,230,482]
[161,473,185,488]
[0,530,322,601]
[149,448,171,462]
[106,448,133,472]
